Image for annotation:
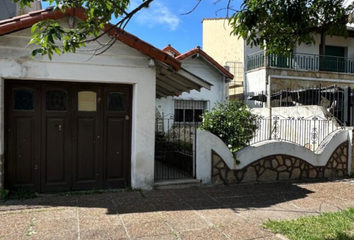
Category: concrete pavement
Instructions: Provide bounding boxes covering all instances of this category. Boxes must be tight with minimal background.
[1,179,354,239]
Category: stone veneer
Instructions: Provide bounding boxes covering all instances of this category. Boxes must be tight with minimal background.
[212,141,349,184]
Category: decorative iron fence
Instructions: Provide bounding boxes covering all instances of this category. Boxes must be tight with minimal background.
[155,116,201,180]
[246,85,353,126]
[247,51,354,73]
[248,115,341,151]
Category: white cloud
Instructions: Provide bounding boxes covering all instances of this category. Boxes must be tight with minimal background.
[130,0,180,31]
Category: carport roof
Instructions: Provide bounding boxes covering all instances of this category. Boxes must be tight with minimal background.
[0,7,212,98]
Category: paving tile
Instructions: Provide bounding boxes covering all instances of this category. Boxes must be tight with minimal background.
[115,199,156,214]
[220,223,275,240]
[236,209,285,224]
[125,220,172,238]
[30,230,78,240]
[136,234,178,240]
[182,198,221,210]
[149,197,189,211]
[168,189,208,200]
[179,227,228,240]
[0,212,31,237]
[141,190,175,198]
[31,218,77,234]
[196,209,247,227]
[29,207,77,220]
[164,212,211,232]
[78,199,116,216]
[110,191,143,199]
[202,189,239,198]
[120,212,163,224]
[76,192,112,201]
[79,216,122,230]
[0,180,353,240]
[212,196,257,208]
[80,224,128,240]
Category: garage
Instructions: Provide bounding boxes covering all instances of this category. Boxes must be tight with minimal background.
[5,80,132,193]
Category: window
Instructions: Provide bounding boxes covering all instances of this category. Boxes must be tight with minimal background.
[14,89,34,110]
[174,100,206,123]
[46,90,67,111]
[320,45,346,72]
[78,91,96,111]
[107,92,125,111]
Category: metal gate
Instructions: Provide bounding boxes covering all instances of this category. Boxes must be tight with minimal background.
[154,116,200,180]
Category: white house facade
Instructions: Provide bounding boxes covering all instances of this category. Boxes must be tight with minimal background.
[0,7,211,192]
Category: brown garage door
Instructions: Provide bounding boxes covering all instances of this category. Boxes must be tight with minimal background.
[5,81,132,193]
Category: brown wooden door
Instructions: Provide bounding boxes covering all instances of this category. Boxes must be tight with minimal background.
[5,81,132,193]
[103,85,132,188]
[71,86,103,190]
[5,82,41,192]
[41,85,71,192]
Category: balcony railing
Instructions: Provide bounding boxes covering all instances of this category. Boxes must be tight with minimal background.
[247,51,354,73]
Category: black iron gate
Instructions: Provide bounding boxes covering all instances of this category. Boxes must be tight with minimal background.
[154,116,201,180]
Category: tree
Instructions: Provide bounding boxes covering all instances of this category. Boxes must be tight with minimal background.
[16,0,354,58]
[199,100,259,153]
[229,0,354,55]
[14,0,154,59]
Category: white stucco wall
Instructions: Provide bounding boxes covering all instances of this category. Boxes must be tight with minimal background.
[236,129,352,171]
[156,56,227,129]
[251,105,330,119]
[296,34,354,58]
[197,128,352,185]
[196,129,234,184]
[178,57,225,106]
[245,68,267,107]
[0,18,156,190]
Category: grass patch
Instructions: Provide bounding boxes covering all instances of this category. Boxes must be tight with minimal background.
[263,207,354,240]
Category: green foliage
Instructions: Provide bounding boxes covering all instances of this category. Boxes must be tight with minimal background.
[0,189,10,200]
[199,100,258,153]
[263,207,354,240]
[3,189,38,200]
[229,0,354,55]
[16,0,147,59]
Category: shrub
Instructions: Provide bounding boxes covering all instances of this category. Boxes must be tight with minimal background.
[199,100,258,152]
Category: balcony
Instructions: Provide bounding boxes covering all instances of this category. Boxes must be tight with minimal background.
[247,51,354,74]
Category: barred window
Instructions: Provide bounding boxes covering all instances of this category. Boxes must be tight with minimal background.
[174,100,206,123]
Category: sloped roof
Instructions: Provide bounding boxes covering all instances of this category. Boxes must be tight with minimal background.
[0,7,181,71]
[0,7,213,98]
[176,46,234,80]
[161,44,181,58]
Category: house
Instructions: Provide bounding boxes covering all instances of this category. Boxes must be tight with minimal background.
[153,45,233,182]
[0,0,41,20]
[202,18,354,125]
[0,6,212,193]
[156,45,233,130]
[245,29,354,125]
[202,18,245,100]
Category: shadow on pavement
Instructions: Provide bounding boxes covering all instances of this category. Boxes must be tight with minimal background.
[0,180,318,215]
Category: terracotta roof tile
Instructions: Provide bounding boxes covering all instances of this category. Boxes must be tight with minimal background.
[162,44,181,57]
[0,7,181,70]
[177,46,234,79]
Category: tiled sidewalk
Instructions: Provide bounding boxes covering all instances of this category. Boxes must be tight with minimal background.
[1,179,353,239]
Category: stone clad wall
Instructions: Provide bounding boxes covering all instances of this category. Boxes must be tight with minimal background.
[212,142,349,184]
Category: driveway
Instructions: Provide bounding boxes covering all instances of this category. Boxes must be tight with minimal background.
[1,179,354,239]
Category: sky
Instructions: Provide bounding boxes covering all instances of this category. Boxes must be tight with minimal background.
[41,0,241,54]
